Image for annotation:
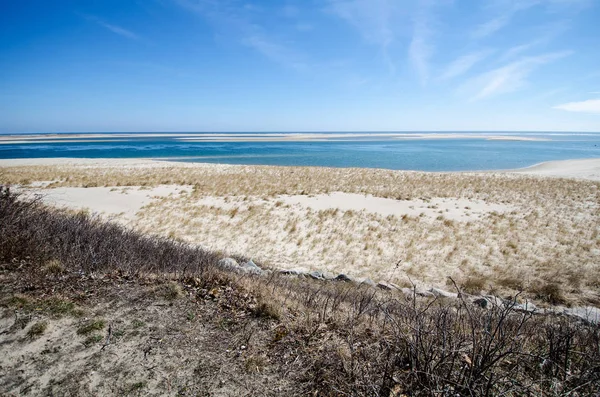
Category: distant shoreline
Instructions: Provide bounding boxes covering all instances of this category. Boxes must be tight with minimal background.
[1,157,599,181]
[0,131,561,143]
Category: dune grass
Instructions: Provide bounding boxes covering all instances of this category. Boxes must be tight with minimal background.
[2,162,599,305]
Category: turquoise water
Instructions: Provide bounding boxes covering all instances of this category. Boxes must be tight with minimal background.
[1,132,599,171]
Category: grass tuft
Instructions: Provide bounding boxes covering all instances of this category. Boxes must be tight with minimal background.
[131,319,145,329]
[535,282,568,305]
[162,281,184,300]
[77,319,106,335]
[43,259,66,274]
[44,298,80,318]
[26,321,48,339]
[461,275,487,294]
[83,334,104,346]
[252,301,281,320]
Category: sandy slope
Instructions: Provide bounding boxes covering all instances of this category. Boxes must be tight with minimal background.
[510,158,600,181]
[19,185,193,223]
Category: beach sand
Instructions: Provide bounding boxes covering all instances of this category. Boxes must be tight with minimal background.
[1,157,599,304]
[510,158,600,181]
[18,185,194,223]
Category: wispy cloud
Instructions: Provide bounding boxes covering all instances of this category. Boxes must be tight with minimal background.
[554,99,600,113]
[409,2,434,85]
[472,14,512,39]
[242,35,307,70]
[499,41,540,62]
[440,50,493,81]
[497,20,569,62]
[85,15,140,41]
[173,0,307,70]
[460,51,572,100]
[327,0,450,81]
[473,0,592,39]
[328,0,394,48]
[409,0,451,85]
[327,0,397,72]
[472,0,539,39]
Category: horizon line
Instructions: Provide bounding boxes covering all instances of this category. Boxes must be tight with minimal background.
[2,130,600,135]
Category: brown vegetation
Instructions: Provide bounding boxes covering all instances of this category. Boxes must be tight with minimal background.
[1,187,600,395]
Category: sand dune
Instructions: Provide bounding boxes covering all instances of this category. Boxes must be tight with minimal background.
[2,157,599,304]
[510,158,600,181]
[19,185,193,223]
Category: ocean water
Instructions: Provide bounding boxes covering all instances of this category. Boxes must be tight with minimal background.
[1,132,599,172]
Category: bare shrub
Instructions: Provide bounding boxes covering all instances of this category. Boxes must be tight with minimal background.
[0,186,220,278]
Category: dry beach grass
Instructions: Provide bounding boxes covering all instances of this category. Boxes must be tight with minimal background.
[1,159,599,306]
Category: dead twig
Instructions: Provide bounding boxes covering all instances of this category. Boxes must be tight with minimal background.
[100,322,113,350]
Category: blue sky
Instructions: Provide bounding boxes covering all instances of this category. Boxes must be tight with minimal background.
[1,0,599,132]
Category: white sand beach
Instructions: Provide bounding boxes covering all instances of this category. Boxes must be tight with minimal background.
[511,158,600,181]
